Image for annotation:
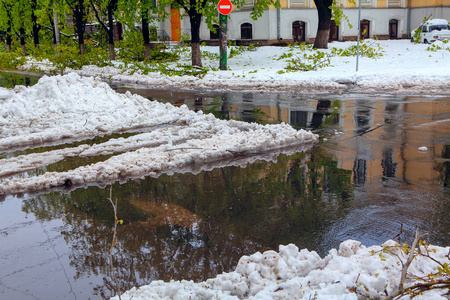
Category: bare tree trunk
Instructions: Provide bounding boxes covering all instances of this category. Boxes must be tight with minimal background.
[20,28,27,55]
[6,29,12,53]
[313,0,332,49]
[109,44,116,60]
[107,4,116,61]
[144,45,151,60]
[79,43,85,55]
[31,0,40,48]
[142,6,151,60]
[189,11,202,66]
[191,42,201,66]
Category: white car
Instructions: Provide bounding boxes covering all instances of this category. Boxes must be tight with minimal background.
[411,19,450,44]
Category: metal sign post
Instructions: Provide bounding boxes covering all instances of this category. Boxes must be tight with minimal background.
[219,14,228,70]
[218,0,232,70]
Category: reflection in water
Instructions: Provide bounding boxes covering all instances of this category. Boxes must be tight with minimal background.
[17,147,352,298]
[0,71,41,88]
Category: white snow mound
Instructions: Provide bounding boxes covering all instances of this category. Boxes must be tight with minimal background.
[112,240,450,300]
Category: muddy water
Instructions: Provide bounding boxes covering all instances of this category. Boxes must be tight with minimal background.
[0,73,450,299]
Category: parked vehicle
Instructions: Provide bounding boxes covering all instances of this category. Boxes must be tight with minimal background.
[411,19,450,44]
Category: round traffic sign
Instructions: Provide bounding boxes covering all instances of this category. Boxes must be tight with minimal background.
[218,0,232,15]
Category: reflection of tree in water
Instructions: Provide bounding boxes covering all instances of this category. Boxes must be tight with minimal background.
[0,72,39,88]
[435,145,450,187]
[21,145,353,298]
[381,146,397,179]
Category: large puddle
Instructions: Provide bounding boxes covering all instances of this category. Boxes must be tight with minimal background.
[1,72,450,299]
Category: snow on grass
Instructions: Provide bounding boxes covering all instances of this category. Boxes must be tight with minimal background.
[0,73,317,195]
[112,239,450,300]
[66,39,450,94]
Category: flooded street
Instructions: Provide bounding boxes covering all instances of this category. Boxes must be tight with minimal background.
[1,73,449,299]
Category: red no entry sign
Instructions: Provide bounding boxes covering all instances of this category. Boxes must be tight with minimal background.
[218,0,232,15]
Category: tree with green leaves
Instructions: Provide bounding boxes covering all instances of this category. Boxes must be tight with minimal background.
[157,0,280,66]
[65,0,89,54]
[90,0,119,60]
[118,0,158,60]
[0,0,14,52]
[0,0,31,54]
[313,0,355,49]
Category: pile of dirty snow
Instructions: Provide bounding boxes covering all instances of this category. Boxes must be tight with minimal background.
[0,73,317,195]
[112,239,450,300]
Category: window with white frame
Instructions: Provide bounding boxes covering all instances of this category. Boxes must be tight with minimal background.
[387,0,401,7]
[290,0,307,8]
[241,0,254,10]
[360,0,372,7]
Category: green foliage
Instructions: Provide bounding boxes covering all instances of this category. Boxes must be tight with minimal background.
[276,52,294,60]
[412,15,432,44]
[0,49,26,70]
[45,44,111,75]
[412,27,422,44]
[331,40,384,58]
[330,0,355,29]
[150,49,180,62]
[285,51,331,72]
[201,50,219,60]
[117,29,145,61]
[427,39,450,52]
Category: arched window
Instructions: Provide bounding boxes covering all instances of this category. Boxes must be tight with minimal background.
[210,24,220,40]
[241,23,252,39]
[292,21,306,42]
[360,19,370,39]
[389,19,398,39]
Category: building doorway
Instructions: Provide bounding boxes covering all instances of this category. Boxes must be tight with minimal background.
[360,19,370,39]
[329,20,339,41]
[389,19,398,39]
[292,21,306,42]
[170,5,181,41]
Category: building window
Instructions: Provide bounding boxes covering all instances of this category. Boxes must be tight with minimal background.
[290,0,307,8]
[210,24,220,40]
[360,0,371,7]
[292,21,306,42]
[389,19,398,39]
[387,0,401,8]
[241,23,252,39]
[241,0,254,10]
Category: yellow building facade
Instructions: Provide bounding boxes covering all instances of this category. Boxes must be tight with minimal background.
[176,0,450,43]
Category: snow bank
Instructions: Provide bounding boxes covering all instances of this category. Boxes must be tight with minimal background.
[70,40,450,94]
[0,73,317,195]
[112,240,450,300]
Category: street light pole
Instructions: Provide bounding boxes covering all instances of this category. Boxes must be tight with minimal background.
[356,0,362,72]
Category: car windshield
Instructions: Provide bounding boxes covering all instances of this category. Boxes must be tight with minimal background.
[430,25,450,31]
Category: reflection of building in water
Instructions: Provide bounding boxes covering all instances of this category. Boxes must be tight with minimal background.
[201,93,448,187]
[217,93,343,128]
[352,100,375,186]
[338,97,450,187]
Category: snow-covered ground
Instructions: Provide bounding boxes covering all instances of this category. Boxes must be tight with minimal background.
[2,40,450,299]
[62,39,450,94]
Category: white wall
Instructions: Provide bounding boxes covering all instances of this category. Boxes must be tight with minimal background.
[178,6,448,42]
